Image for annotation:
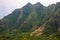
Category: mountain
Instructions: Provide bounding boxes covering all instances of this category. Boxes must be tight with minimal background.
[30,2,60,36]
[0,2,60,40]
[0,2,46,32]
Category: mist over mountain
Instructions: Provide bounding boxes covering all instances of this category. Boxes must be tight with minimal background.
[0,2,60,40]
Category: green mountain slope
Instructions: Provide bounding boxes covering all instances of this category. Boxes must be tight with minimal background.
[31,2,60,36]
[0,2,60,40]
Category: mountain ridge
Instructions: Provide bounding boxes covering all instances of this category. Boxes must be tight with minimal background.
[0,2,60,36]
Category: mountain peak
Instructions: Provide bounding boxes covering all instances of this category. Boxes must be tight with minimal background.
[56,2,60,8]
[34,2,43,7]
[22,2,32,8]
[27,2,32,5]
[35,2,42,5]
[26,2,32,6]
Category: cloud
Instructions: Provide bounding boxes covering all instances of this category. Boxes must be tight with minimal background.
[0,0,20,19]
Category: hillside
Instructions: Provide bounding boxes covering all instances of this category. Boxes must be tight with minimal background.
[0,2,60,40]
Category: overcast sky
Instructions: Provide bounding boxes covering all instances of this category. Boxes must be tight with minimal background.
[0,0,60,19]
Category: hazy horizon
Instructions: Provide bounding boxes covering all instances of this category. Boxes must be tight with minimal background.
[0,0,60,19]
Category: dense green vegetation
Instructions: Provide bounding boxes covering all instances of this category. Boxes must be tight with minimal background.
[0,2,60,40]
[0,32,60,40]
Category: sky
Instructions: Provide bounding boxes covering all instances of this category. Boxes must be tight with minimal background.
[0,0,60,19]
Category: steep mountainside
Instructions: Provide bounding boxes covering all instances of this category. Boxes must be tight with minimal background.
[30,2,60,36]
[0,2,60,36]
